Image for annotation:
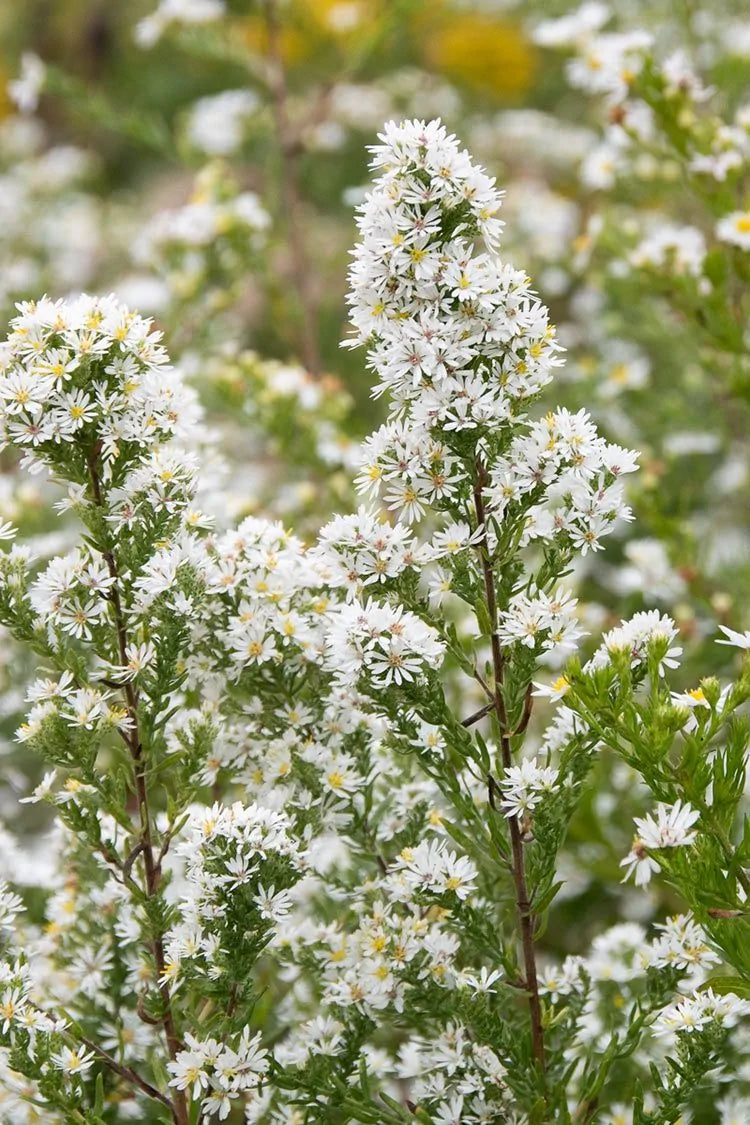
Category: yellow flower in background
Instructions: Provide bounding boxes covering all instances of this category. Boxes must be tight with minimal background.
[238,0,534,99]
[240,0,383,64]
[418,8,536,100]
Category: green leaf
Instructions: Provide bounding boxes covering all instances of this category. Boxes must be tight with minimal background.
[699,975,750,999]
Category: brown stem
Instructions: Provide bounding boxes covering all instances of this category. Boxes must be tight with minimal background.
[87,458,188,1125]
[262,0,322,375]
[461,701,495,728]
[472,460,547,1079]
[77,1034,172,1111]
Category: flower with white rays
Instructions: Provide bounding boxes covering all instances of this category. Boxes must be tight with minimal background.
[0,294,202,481]
[0,883,23,932]
[19,769,58,804]
[324,598,444,690]
[648,914,720,974]
[8,53,46,114]
[461,967,503,995]
[532,675,570,702]
[716,211,750,251]
[135,0,225,48]
[428,521,484,559]
[619,841,662,888]
[537,955,584,999]
[167,1037,211,1098]
[50,1045,96,1077]
[719,1095,750,1125]
[621,800,699,886]
[629,224,707,277]
[110,640,157,681]
[635,799,700,850]
[586,610,682,675]
[393,840,478,901]
[344,119,566,520]
[3,101,748,1125]
[716,625,750,649]
[497,586,584,658]
[670,686,711,710]
[168,1027,268,1119]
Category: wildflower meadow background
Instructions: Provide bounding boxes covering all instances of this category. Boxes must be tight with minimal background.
[0,1,750,1123]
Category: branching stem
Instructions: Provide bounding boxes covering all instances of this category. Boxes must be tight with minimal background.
[78,1034,173,1111]
[472,459,547,1080]
[87,456,188,1125]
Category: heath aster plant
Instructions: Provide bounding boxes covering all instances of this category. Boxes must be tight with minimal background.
[0,121,748,1125]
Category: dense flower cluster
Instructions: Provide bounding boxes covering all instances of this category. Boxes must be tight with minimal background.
[0,293,198,477]
[488,406,637,553]
[346,119,563,521]
[168,1028,269,1120]
[164,802,303,983]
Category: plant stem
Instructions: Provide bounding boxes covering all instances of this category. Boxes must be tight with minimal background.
[87,457,188,1125]
[262,0,322,375]
[77,1034,173,1110]
[472,460,547,1080]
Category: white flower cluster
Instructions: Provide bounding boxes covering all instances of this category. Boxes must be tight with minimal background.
[319,903,462,1016]
[0,294,198,477]
[168,1027,268,1121]
[396,1027,510,1124]
[629,224,707,277]
[497,586,583,657]
[135,0,225,49]
[315,507,426,599]
[488,407,637,554]
[0,99,746,1123]
[649,914,721,976]
[165,802,303,982]
[391,839,478,901]
[586,609,683,675]
[18,673,131,744]
[652,988,750,1039]
[498,756,560,820]
[190,517,327,687]
[534,3,750,266]
[540,915,714,1000]
[0,958,68,1054]
[0,117,102,324]
[338,118,640,666]
[138,166,269,261]
[132,164,270,326]
[184,89,260,156]
[717,210,750,252]
[0,882,23,932]
[538,915,738,1080]
[346,118,563,523]
[324,598,444,689]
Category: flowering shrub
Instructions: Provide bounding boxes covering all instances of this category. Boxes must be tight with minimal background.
[0,110,747,1125]
[1,0,750,1121]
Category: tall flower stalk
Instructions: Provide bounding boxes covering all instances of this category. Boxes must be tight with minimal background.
[326,117,638,1093]
[0,295,201,1123]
